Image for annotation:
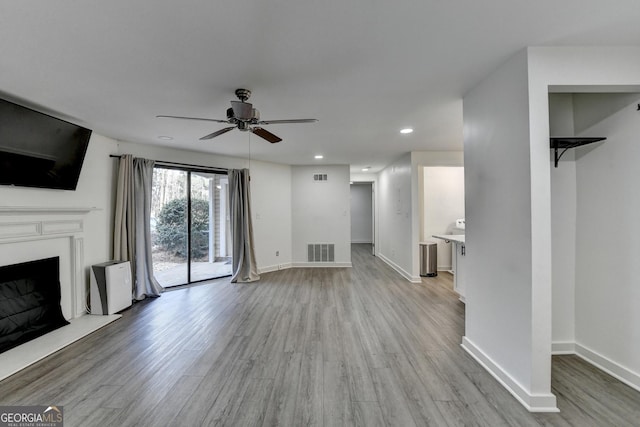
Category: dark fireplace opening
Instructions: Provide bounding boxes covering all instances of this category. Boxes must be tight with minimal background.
[0,257,69,354]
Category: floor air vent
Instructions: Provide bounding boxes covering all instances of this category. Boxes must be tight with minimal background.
[307,244,335,262]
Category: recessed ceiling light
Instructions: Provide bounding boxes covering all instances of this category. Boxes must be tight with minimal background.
[158,135,174,140]
[400,128,413,134]
[314,155,324,159]
[362,167,370,172]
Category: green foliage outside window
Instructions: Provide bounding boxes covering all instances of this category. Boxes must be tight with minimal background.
[156,198,209,259]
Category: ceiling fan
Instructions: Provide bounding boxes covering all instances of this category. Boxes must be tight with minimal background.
[157,88,317,143]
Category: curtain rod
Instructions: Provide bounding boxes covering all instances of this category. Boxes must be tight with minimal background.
[109,154,228,173]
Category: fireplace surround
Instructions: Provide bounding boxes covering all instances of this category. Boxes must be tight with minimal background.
[0,206,120,380]
[0,257,69,353]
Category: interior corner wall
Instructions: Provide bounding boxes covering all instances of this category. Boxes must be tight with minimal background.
[462,50,539,404]
[573,94,640,383]
[248,161,292,273]
[377,154,415,280]
[550,158,576,345]
[291,165,351,266]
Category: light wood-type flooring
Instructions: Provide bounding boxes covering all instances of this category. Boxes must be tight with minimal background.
[1,244,638,426]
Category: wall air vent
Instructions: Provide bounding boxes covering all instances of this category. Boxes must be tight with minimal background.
[307,244,335,262]
[313,173,328,182]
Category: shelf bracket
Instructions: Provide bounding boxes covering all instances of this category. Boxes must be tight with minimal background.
[550,137,606,168]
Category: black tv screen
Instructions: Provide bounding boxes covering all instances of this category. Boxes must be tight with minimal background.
[0,97,92,190]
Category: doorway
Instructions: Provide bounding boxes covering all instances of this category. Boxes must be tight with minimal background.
[350,182,375,254]
[150,167,232,287]
[549,91,640,394]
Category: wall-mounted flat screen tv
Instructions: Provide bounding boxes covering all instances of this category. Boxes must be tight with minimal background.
[0,97,92,190]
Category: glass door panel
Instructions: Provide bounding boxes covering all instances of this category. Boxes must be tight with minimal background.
[190,172,232,282]
[151,168,188,287]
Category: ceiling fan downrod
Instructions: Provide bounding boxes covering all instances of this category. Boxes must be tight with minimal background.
[235,88,251,103]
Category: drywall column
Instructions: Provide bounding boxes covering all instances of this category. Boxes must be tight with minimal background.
[462,50,557,410]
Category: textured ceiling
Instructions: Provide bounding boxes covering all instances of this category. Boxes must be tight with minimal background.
[1,1,640,173]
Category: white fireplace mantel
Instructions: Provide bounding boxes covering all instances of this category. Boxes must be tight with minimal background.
[0,205,119,381]
[0,206,100,216]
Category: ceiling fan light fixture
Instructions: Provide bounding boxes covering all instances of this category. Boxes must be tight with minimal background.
[231,101,253,121]
[158,88,317,143]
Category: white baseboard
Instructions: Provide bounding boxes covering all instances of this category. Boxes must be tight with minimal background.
[258,263,292,274]
[461,336,559,412]
[291,262,352,268]
[0,314,120,381]
[552,341,640,393]
[551,341,576,355]
[259,262,352,273]
[377,252,421,283]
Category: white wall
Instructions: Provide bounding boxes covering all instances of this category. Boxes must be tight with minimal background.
[550,159,577,345]
[422,166,464,270]
[549,94,577,345]
[377,154,415,280]
[291,165,351,266]
[0,133,118,272]
[463,50,548,408]
[0,135,296,291]
[572,94,640,383]
[248,161,292,273]
[350,183,372,243]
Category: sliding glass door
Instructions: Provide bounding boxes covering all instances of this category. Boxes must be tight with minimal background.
[151,167,232,287]
[189,172,232,282]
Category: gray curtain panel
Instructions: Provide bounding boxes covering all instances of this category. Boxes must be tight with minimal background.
[133,158,164,299]
[113,155,163,300]
[113,154,135,275]
[229,169,260,283]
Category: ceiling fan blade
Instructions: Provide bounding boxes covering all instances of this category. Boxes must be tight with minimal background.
[252,127,282,143]
[157,115,229,124]
[257,119,318,125]
[200,127,235,140]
